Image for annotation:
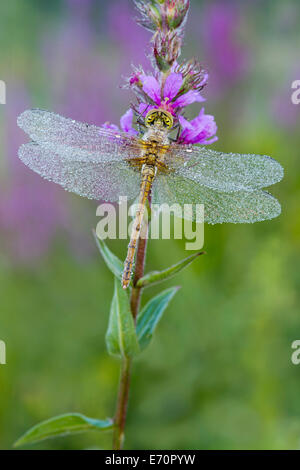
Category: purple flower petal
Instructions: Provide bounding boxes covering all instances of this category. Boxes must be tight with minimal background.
[173,90,205,108]
[120,108,138,135]
[178,115,193,131]
[179,114,204,142]
[202,135,218,145]
[164,73,183,101]
[178,115,191,126]
[179,108,218,145]
[140,75,161,104]
[102,122,120,131]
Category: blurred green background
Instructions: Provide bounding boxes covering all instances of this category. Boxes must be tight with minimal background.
[0,0,299,450]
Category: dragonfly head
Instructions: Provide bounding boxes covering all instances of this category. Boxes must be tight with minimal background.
[145,109,174,130]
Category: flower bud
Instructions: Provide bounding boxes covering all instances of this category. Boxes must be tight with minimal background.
[134,1,163,32]
[162,0,190,33]
[176,60,208,93]
[153,30,181,72]
[135,1,190,35]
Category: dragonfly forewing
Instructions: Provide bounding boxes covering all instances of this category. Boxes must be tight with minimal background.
[17,109,144,164]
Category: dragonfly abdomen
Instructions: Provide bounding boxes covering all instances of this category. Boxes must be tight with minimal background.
[122,164,156,289]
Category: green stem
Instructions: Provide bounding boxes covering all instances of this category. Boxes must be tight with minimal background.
[112,202,151,450]
[112,356,132,450]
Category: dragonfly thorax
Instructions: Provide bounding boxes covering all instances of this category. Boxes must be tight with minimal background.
[143,126,170,146]
[145,153,156,165]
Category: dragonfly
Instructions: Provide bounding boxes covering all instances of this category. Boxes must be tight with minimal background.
[17,108,283,288]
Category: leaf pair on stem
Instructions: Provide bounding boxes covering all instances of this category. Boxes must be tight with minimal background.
[14,233,204,447]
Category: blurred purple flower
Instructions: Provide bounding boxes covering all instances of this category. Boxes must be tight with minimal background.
[66,0,93,16]
[178,109,218,145]
[107,1,149,72]
[42,0,112,125]
[0,86,68,264]
[201,2,249,93]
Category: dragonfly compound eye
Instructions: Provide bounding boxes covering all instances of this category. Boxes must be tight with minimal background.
[145,111,157,127]
[145,109,174,129]
[161,112,173,129]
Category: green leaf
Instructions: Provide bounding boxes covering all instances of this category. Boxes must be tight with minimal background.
[106,278,140,358]
[14,413,114,447]
[136,287,179,349]
[136,251,205,288]
[93,230,124,280]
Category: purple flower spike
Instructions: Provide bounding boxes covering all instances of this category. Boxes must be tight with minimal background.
[179,109,218,145]
[125,1,217,145]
